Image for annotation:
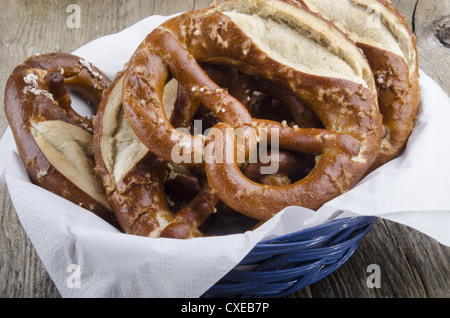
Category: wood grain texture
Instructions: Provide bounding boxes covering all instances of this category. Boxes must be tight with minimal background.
[0,0,449,298]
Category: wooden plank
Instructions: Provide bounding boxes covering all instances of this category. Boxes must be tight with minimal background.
[0,0,449,299]
[293,219,450,298]
[392,0,450,95]
[414,0,450,95]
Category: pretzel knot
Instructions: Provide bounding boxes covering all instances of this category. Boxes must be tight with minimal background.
[100,0,384,237]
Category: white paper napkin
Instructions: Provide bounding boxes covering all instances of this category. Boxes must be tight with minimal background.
[1,13,449,298]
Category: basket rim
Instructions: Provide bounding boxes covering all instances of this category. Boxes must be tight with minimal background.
[203,216,378,297]
[238,216,377,264]
[256,216,377,245]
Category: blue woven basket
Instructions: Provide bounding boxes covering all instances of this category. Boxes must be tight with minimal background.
[203,216,378,298]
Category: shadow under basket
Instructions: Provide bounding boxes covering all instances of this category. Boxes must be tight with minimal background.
[203,216,378,298]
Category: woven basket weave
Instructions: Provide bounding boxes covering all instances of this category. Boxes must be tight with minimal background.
[203,216,378,298]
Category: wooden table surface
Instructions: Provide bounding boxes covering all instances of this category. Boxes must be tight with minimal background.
[1,0,449,298]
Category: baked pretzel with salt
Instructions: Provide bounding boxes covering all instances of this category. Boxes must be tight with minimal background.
[120,0,383,222]
[94,73,220,238]
[291,0,420,169]
[4,52,116,225]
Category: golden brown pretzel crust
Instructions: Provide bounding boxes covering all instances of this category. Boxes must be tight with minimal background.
[204,120,362,220]
[4,52,117,226]
[292,0,420,169]
[120,0,383,221]
[357,42,420,169]
[93,73,220,238]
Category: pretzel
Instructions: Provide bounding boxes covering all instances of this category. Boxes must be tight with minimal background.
[93,73,220,238]
[4,52,117,226]
[121,0,383,222]
[94,65,254,237]
[292,0,420,169]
